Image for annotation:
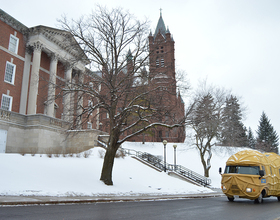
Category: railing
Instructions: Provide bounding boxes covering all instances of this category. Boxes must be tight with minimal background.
[98,140,211,187]
[97,136,109,149]
[167,164,211,187]
[136,151,165,171]
[120,147,211,187]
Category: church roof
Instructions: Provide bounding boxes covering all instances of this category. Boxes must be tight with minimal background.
[154,11,167,38]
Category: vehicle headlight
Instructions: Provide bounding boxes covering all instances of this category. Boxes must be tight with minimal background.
[246,188,252,193]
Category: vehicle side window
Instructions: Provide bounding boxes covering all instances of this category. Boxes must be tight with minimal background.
[262,166,266,175]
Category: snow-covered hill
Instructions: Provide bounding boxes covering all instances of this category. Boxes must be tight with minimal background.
[0,142,243,197]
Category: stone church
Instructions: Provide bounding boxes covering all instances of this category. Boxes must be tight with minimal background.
[0,9,185,154]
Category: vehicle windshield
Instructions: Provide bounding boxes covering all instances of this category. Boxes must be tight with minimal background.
[224,166,260,175]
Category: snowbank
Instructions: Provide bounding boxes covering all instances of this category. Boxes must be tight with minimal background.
[0,142,243,197]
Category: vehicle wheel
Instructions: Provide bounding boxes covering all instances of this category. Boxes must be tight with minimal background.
[277,197,280,202]
[254,193,263,204]
[227,196,234,202]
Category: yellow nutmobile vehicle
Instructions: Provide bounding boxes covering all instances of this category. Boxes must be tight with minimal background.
[219,149,280,203]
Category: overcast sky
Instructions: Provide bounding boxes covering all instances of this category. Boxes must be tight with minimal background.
[1,0,280,137]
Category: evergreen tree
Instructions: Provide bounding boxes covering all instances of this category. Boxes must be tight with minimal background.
[248,127,256,149]
[256,112,279,153]
[220,95,247,147]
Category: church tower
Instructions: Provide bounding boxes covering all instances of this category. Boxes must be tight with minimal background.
[148,10,176,94]
[146,11,185,143]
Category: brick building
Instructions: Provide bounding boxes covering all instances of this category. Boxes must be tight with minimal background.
[0,9,103,153]
[98,12,186,143]
[133,12,185,142]
[0,9,185,154]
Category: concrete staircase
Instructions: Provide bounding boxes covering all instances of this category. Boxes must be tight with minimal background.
[122,148,211,187]
[96,136,211,187]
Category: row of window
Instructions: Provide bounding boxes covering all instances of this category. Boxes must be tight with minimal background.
[1,35,19,111]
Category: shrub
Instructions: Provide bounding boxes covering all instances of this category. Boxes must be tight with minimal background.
[29,146,38,156]
[83,150,92,158]
[98,149,105,158]
[53,147,62,158]
[115,149,126,159]
[44,148,53,158]
[18,147,28,156]
[97,148,125,159]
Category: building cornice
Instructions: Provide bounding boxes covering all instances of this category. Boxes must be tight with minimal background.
[28,26,90,65]
[0,9,29,34]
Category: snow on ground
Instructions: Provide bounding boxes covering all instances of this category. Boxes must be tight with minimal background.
[0,142,243,197]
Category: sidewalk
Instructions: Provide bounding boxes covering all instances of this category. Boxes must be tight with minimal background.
[0,191,224,206]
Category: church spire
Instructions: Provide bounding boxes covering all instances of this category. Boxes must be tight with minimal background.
[154,9,167,38]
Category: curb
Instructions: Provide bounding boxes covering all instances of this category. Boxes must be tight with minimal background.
[0,193,225,206]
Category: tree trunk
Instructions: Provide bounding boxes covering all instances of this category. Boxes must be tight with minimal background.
[142,133,145,144]
[100,145,118,185]
[201,156,208,177]
[205,167,210,177]
[199,149,210,178]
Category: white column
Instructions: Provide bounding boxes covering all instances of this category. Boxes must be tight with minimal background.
[46,54,58,117]
[27,42,43,115]
[63,65,72,122]
[19,48,32,114]
[76,72,84,129]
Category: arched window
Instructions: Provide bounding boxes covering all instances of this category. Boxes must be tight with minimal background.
[161,58,164,67]
[156,59,159,67]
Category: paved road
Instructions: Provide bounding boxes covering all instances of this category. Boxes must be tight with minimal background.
[1,197,280,220]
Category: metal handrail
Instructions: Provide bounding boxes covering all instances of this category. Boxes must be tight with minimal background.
[120,147,211,187]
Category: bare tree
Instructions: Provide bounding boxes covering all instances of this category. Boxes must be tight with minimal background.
[58,6,189,185]
[188,82,228,177]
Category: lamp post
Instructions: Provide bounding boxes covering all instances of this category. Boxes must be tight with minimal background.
[163,140,167,172]
[173,144,177,171]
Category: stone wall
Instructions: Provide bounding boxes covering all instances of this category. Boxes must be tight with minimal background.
[0,109,108,154]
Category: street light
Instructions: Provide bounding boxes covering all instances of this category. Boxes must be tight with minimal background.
[173,144,177,171]
[163,140,167,172]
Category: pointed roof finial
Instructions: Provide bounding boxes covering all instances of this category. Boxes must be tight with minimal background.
[166,26,170,33]
[127,49,133,61]
[154,9,166,38]
[160,8,162,17]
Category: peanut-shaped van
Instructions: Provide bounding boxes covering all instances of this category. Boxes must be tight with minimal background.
[219,150,280,203]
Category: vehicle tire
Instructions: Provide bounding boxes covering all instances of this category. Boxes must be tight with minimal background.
[254,193,263,204]
[277,197,280,202]
[227,196,234,202]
